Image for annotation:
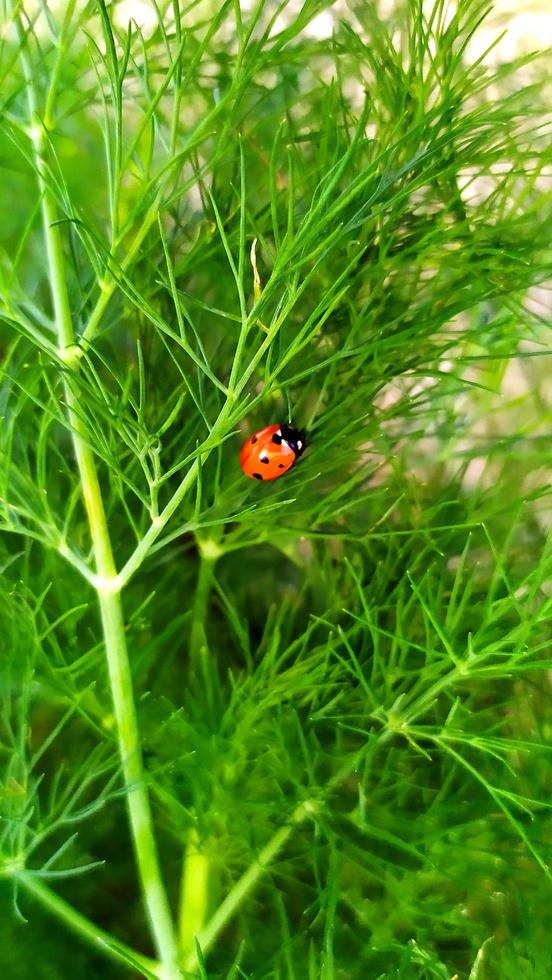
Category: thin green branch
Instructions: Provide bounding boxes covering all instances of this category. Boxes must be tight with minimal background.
[118,457,200,587]
[183,801,318,972]
[17,874,160,979]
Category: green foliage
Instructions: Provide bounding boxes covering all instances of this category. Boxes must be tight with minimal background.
[0,0,551,977]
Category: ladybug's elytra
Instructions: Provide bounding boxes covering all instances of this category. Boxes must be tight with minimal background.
[240,424,306,481]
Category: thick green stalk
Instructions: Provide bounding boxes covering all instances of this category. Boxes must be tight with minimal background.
[94,586,181,979]
[45,193,180,980]
[15,15,181,977]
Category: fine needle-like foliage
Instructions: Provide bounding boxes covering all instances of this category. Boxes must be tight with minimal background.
[0,0,551,977]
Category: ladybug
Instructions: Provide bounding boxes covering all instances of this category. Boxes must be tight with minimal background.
[240,424,306,481]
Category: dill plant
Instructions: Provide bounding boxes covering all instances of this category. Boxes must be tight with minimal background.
[0,1,551,977]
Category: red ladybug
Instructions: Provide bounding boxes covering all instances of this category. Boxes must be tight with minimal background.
[240,424,305,481]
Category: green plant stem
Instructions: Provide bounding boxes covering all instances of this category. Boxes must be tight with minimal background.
[119,459,200,587]
[17,874,160,978]
[178,827,210,955]
[81,199,160,350]
[179,752,368,971]
[15,15,181,976]
[188,545,219,672]
[183,801,317,972]
[96,586,180,979]
[177,541,221,950]
[55,253,181,980]
[118,406,233,587]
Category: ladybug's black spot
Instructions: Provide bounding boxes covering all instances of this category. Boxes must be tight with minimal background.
[253,472,263,480]
[272,433,283,445]
[260,454,270,464]
[251,435,258,444]
[278,464,285,469]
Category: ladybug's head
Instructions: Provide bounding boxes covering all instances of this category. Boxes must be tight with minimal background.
[280,424,306,458]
